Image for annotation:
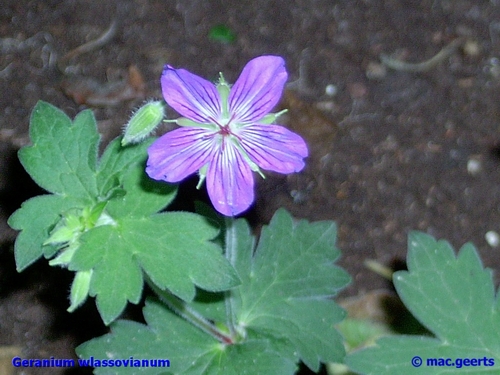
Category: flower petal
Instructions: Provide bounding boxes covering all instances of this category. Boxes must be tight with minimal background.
[206,141,254,216]
[146,127,216,182]
[161,65,222,123]
[238,124,308,173]
[229,56,287,123]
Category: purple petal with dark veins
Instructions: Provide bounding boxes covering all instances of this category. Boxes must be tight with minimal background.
[146,127,217,182]
[238,124,308,173]
[206,140,254,216]
[228,56,287,123]
[161,65,222,124]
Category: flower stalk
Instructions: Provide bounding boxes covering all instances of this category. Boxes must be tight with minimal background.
[224,216,239,339]
[147,277,236,344]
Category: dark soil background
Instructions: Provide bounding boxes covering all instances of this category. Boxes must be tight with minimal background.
[1,1,500,374]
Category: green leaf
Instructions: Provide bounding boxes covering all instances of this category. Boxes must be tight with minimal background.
[105,162,176,218]
[71,165,239,324]
[8,194,85,270]
[230,209,351,371]
[77,210,350,373]
[72,212,239,324]
[9,101,102,271]
[77,299,297,375]
[10,102,240,326]
[96,137,154,198]
[346,231,500,374]
[18,101,99,199]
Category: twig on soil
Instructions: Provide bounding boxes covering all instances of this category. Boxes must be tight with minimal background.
[56,20,145,106]
[57,20,118,73]
[380,37,464,72]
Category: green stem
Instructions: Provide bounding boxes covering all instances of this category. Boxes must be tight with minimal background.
[147,278,234,344]
[224,216,238,338]
[145,217,242,345]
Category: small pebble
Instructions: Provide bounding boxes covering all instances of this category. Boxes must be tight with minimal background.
[325,84,338,97]
[463,39,481,57]
[485,231,500,247]
[467,158,482,176]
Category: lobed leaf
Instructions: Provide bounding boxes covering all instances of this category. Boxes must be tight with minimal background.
[77,298,297,375]
[8,194,86,271]
[230,209,351,371]
[346,231,500,374]
[18,101,100,199]
[10,102,239,326]
[96,137,153,198]
[71,211,239,324]
[105,162,176,218]
[76,209,350,373]
[70,164,238,324]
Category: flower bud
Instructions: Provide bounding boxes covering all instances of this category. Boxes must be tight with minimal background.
[68,269,92,313]
[122,101,165,146]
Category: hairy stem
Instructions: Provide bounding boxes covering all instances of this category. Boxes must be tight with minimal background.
[147,278,234,344]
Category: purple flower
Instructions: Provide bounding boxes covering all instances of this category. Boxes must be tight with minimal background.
[146,55,308,216]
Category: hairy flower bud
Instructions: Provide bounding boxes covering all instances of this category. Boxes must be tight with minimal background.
[122,101,165,146]
[68,270,92,312]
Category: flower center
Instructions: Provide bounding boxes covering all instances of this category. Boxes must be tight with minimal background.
[212,113,236,137]
[219,125,231,136]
